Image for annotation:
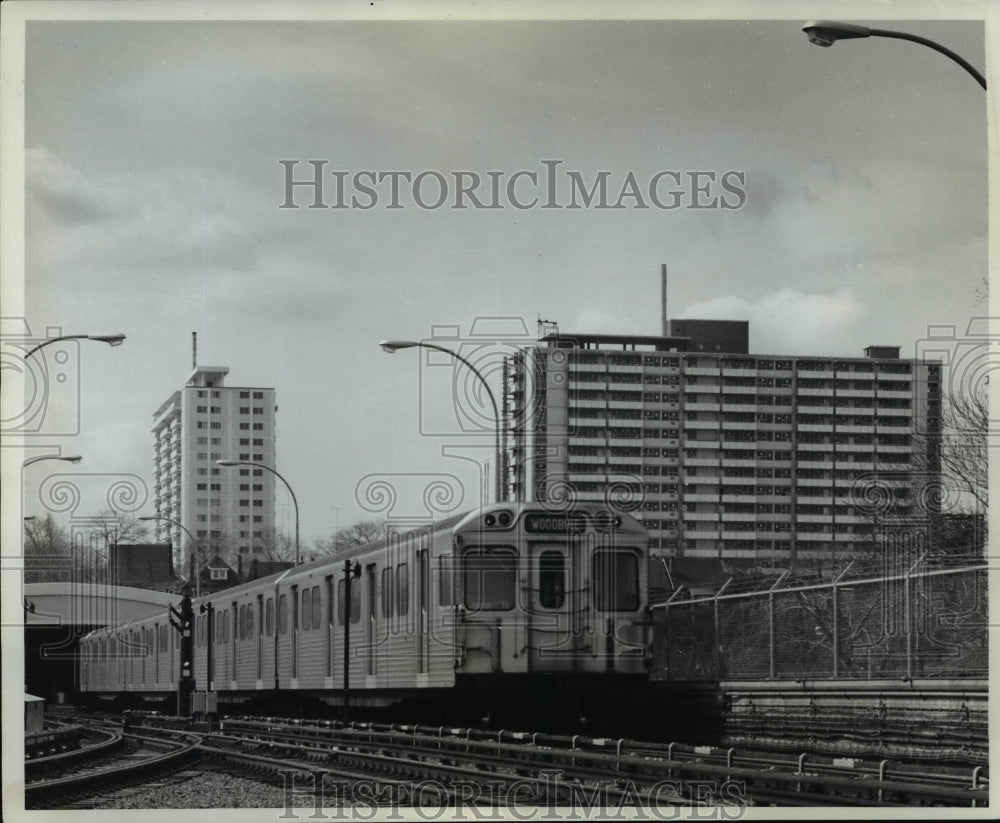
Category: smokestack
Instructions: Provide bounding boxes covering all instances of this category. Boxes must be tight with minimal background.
[192,332,197,369]
[661,263,668,336]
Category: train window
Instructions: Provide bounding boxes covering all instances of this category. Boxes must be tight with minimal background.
[592,550,640,611]
[396,563,409,616]
[381,568,393,617]
[462,548,516,611]
[438,555,452,606]
[266,598,274,636]
[223,611,230,643]
[278,594,287,635]
[539,551,565,609]
[337,578,361,624]
[247,604,254,638]
[302,588,312,631]
[239,606,245,640]
[311,586,321,628]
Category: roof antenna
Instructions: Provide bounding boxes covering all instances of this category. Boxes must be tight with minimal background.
[192,332,197,369]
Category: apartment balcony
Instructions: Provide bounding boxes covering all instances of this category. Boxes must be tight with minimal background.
[799,387,834,397]
[836,389,875,399]
[721,369,757,378]
[608,400,643,410]
[567,454,606,464]
[685,367,722,376]
[796,514,833,524]
[685,402,721,412]
[687,384,722,394]
[721,528,757,538]
[720,421,756,430]
[719,440,755,449]
[835,461,873,471]
[684,419,721,429]
[685,511,723,522]
[573,437,608,446]
[797,532,834,541]
[721,403,758,413]
[833,425,876,434]
[797,424,833,433]
[685,458,722,467]
[685,493,721,503]
[875,371,913,381]
[684,530,721,540]
[876,424,912,434]
[797,441,831,451]
[797,404,832,414]
[879,389,912,398]
[720,494,756,503]
[720,458,757,468]
[569,363,607,372]
[683,440,721,450]
[720,476,757,485]
[569,399,607,409]
[798,460,834,469]
[877,406,912,416]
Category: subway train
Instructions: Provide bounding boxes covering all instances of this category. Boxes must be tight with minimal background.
[79,502,653,730]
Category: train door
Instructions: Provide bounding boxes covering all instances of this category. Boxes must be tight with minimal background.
[291,585,299,680]
[527,539,579,672]
[417,549,429,674]
[366,565,376,676]
[257,594,264,682]
[232,602,239,682]
[325,576,334,679]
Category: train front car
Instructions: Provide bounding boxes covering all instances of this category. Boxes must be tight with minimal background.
[449,502,650,729]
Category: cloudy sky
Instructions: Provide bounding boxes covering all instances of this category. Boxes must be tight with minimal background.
[9,3,988,546]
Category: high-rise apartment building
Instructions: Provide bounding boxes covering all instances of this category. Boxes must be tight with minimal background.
[503,321,941,564]
[152,366,277,572]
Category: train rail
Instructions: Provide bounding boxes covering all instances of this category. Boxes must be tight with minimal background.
[24,724,201,809]
[135,713,989,808]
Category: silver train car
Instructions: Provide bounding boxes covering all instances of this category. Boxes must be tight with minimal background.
[80,502,651,726]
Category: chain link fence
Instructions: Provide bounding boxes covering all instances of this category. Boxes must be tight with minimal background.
[651,554,987,681]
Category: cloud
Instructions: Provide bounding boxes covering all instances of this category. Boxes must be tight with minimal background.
[27,146,128,225]
[678,288,864,356]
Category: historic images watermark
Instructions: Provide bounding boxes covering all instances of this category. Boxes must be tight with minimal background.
[279,160,747,211]
[278,771,747,819]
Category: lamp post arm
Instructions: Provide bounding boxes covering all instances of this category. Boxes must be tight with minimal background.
[416,342,503,502]
[870,28,986,90]
[217,461,300,565]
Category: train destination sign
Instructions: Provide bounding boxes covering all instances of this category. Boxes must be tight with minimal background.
[523,512,613,533]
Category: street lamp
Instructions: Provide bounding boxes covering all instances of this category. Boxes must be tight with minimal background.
[216,460,300,566]
[379,339,503,503]
[139,515,202,598]
[802,21,987,90]
[23,454,82,468]
[23,333,126,360]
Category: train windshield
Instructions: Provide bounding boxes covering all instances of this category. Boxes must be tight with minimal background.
[592,549,640,611]
[462,547,517,611]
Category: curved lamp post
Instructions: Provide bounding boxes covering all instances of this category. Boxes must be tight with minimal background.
[380,339,503,503]
[139,514,202,598]
[24,333,126,360]
[216,460,300,566]
[23,454,82,468]
[802,21,986,90]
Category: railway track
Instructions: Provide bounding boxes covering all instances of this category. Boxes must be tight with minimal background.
[137,713,989,808]
[24,724,201,809]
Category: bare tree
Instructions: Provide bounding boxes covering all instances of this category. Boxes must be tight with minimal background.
[90,507,150,548]
[258,531,297,563]
[24,514,72,583]
[313,519,386,557]
[939,387,988,512]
